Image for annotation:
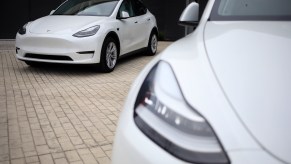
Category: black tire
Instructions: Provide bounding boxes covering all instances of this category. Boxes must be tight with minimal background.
[147,32,158,56]
[25,61,39,67]
[100,37,119,73]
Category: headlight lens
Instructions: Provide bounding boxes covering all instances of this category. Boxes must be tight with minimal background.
[73,25,100,37]
[134,61,230,164]
[18,23,28,35]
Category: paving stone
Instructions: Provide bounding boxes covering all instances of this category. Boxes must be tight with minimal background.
[39,154,54,164]
[0,145,8,155]
[70,136,83,145]
[90,147,106,159]
[22,142,35,152]
[70,161,84,164]
[36,145,50,155]
[10,148,24,159]
[97,157,110,164]
[25,156,39,163]
[60,142,74,151]
[65,150,81,162]
[24,151,38,157]
[55,158,69,164]
[33,136,46,146]
[0,154,9,162]
[0,41,172,164]
[51,152,65,159]
[11,158,25,164]
[0,161,9,164]
[79,153,97,164]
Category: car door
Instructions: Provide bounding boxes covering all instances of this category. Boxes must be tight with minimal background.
[117,0,140,55]
[131,0,151,49]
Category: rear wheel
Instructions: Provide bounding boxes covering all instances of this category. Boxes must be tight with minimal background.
[100,37,118,73]
[147,32,158,56]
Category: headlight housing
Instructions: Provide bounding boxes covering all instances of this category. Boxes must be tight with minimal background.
[134,61,230,164]
[73,25,100,37]
[18,23,29,35]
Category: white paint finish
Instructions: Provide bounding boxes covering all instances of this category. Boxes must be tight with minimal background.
[15,0,157,66]
[112,0,290,163]
[205,21,291,163]
[159,33,261,152]
[228,150,282,164]
[28,16,106,34]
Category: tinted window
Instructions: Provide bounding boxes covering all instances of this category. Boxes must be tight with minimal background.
[118,0,134,17]
[53,0,119,16]
[132,0,147,16]
[210,0,291,20]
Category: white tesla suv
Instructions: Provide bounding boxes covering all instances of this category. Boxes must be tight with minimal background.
[112,0,291,163]
[15,0,158,72]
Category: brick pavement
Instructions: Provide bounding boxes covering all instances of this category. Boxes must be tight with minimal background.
[0,41,172,164]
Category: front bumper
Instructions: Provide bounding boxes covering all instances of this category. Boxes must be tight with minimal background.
[15,32,104,64]
[112,99,282,164]
[111,57,283,164]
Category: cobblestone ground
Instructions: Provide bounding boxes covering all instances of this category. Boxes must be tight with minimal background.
[0,41,172,164]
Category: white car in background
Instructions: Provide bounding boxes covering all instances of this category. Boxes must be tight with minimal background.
[112,0,291,163]
[15,0,158,72]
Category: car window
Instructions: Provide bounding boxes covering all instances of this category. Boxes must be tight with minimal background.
[53,0,119,16]
[131,0,147,16]
[210,0,291,20]
[118,0,134,17]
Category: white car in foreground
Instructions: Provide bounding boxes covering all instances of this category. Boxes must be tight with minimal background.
[112,0,291,163]
[15,0,158,72]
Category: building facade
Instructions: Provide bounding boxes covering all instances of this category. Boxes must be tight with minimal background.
[0,0,195,40]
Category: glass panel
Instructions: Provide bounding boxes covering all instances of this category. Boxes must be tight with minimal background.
[53,0,118,16]
[118,0,134,17]
[211,0,291,20]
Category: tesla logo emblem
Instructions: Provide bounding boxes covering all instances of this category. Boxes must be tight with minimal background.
[47,30,51,32]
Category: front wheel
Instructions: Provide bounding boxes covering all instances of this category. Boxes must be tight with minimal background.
[147,32,158,56]
[100,37,118,73]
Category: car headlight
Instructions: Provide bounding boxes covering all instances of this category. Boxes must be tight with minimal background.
[73,25,100,37]
[134,61,230,164]
[18,23,29,35]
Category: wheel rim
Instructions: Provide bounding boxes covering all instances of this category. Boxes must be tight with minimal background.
[106,42,117,69]
[151,34,158,53]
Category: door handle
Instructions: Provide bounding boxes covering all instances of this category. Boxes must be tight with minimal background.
[134,21,138,23]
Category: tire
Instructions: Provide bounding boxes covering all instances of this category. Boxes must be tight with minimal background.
[100,37,119,73]
[147,32,158,56]
[25,61,39,67]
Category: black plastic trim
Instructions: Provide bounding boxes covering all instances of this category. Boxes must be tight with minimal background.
[77,51,95,54]
[134,116,230,164]
[25,54,73,61]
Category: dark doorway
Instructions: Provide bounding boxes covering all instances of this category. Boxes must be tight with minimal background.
[0,0,64,39]
[143,0,186,41]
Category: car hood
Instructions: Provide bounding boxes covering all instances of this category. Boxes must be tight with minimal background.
[28,15,106,34]
[204,21,291,163]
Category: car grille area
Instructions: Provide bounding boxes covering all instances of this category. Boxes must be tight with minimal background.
[25,53,73,61]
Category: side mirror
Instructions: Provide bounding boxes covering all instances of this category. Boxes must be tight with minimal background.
[50,10,55,15]
[178,2,199,27]
[118,11,130,19]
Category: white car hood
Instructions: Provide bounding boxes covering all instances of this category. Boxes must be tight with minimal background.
[28,15,106,34]
[204,21,291,163]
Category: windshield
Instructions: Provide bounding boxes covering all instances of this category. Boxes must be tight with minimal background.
[210,0,291,20]
[53,0,119,16]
